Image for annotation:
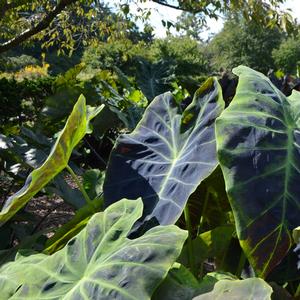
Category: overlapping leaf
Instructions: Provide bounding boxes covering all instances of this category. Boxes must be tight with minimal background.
[152,263,202,300]
[179,225,234,269]
[216,66,300,277]
[0,95,104,226]
[104,78,224,227]
[0,199,187,299]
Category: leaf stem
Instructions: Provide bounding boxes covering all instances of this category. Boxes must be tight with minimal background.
[184,204,197,277]
[198,187,210,234]
[236,250,246,278]
[295,283,300,297]
[65,165,92,205]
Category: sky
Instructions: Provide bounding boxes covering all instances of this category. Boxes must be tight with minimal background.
[109,0,300,40]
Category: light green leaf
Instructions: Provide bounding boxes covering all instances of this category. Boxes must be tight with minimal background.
[44,196,103,254]
[0,95,104,226]
[193,278,273,300]
[293,226,300,244]
[0,199,187,299]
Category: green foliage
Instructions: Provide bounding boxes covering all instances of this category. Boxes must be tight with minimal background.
[152,263,203,299]
[0,0,296,55]
[272,35,300,74]
[208,19,283,73]
[0,95,103,226]
[1,65,300,299]
[81,39,152,75]
[104,77,224,230]
[175,12,206,42]
[44,196,104,254]
[82,36,210,94]
[0,77,54,133]
[194,278,273,299]
[179,225,235,272]
[0,54,39,72]
[216,66,300,277]
[151,36,210,78]
[136,59,175,101]
[0,199,187,299]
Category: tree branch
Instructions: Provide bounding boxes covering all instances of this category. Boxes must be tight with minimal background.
[0,0,78,53]
[151,0,182,11]
[151,0,210,14]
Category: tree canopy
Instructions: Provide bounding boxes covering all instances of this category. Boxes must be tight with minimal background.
[0,0,297,54]
[207,18,284,73]
[272,35,300,74]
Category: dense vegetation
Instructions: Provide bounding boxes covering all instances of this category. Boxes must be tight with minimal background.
[0,0,300,299]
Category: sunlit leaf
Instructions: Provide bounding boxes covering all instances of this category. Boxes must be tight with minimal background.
[104,78,224,229]
[0,199,187,299]
[0,95,104,226]
[193,278,273,300]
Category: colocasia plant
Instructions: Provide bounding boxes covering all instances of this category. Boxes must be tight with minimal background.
[0,66,299,299]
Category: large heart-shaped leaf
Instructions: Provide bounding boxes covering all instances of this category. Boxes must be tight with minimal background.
[0,199,187,299]
[193,278,273,300]
[104,78,224,227]
[0,95,104,226]
[216,66,300,277]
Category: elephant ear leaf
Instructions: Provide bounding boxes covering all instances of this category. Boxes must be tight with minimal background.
[0,95,104,226]
[0,199,187,300]
[193,278,273,300]
[216,66,300,277]
[104,77,224,228]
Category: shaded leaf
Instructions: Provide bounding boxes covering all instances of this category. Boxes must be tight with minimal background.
[47,173,86,209]
[269,282,293,300]
[136,59,175,101]
[216,66,300,277]
[83,168,105,200]
[152,263,201,300]
[179,225,235,270]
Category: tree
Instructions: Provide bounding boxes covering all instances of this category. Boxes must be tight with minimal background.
[0,0,297,54]
[207,19,283,73]
[174,12,207,42]
[150,36,209,76]
[272,35,300,74]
